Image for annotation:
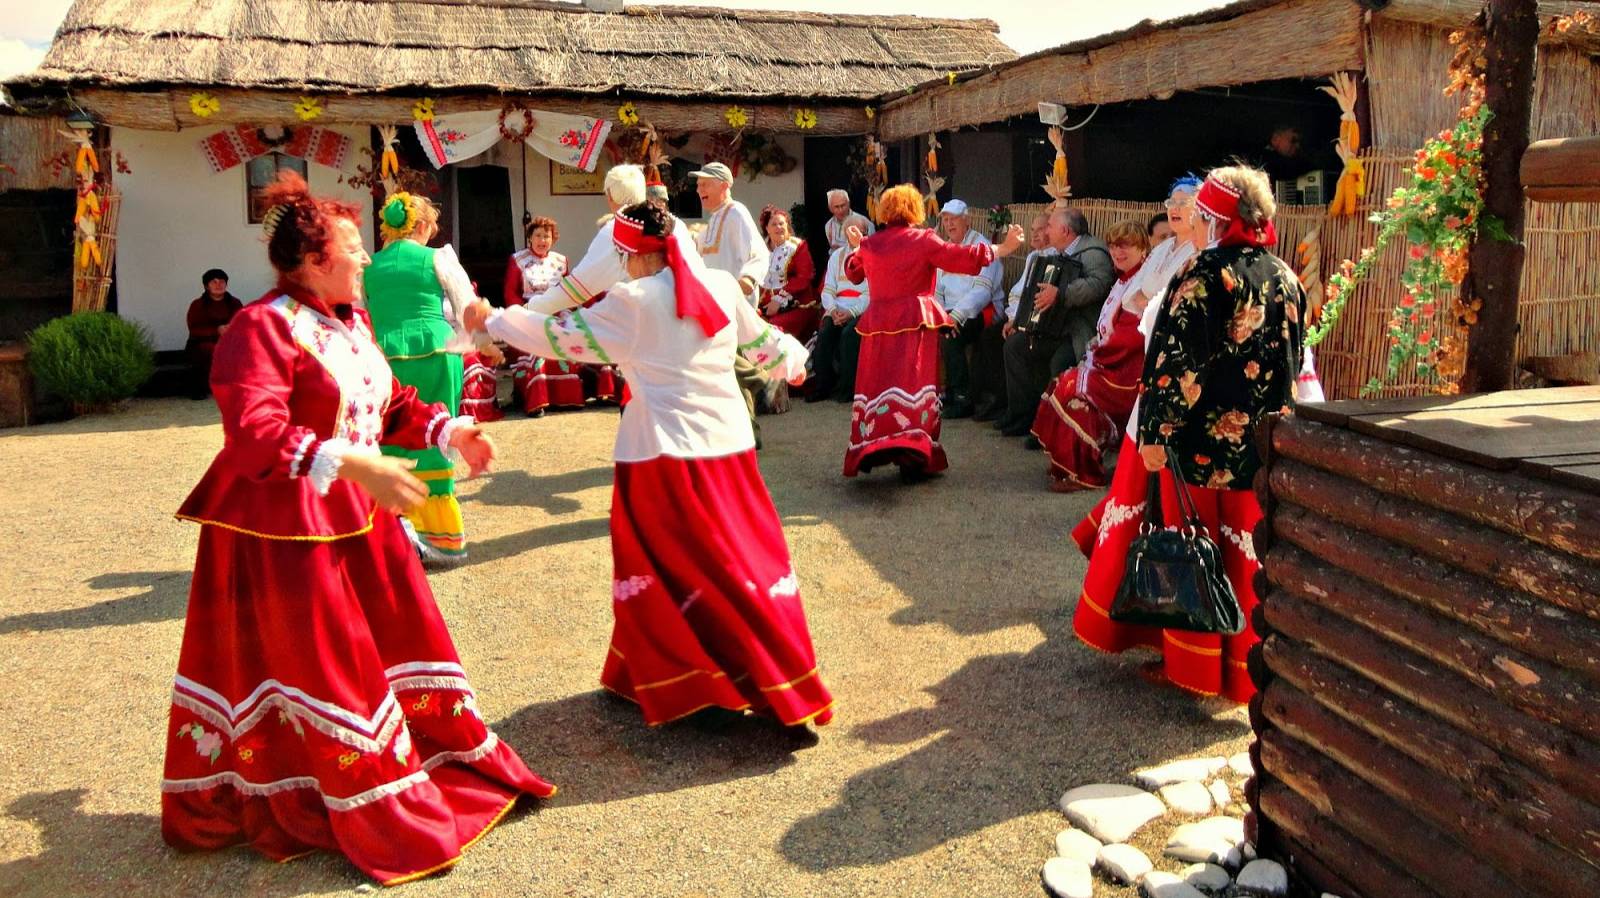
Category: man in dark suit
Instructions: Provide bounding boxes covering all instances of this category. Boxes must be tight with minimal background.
[994,206,1114,436]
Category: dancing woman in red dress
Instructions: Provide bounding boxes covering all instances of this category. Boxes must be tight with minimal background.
[163,173,553,885]
[841,185,1025,479]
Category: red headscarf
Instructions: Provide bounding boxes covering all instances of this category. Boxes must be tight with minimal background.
[1194,174,1278,249]
[612,210,729,337]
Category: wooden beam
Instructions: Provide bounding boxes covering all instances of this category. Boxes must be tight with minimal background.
[1461,0,1539,393]
[77,88,874,136]
[1522,136,1600,202]
[874,0,1363,141]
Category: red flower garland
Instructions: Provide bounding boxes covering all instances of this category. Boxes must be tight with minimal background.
[497,107,536,143]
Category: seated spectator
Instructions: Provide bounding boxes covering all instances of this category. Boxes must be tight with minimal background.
[995,207,1113,436]
[824,188,874,252]
[185,268,244,400]
[1148,212,1173,244]
[974,213,1050,422]
[807,242,870,403]
[933,199,1003,419]
[757,205,821,344]
[1029,219,1150,490]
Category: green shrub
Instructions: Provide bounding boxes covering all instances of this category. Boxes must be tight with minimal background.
[28,312,156,410]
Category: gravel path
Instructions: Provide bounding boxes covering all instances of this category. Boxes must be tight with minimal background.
[0,397,1250,897]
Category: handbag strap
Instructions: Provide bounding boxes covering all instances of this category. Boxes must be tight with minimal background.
[1164,445,1206,527]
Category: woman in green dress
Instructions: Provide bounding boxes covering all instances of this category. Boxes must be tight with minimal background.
[362,192,490,564]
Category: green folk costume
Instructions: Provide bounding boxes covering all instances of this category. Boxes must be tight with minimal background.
[363,238,468,560]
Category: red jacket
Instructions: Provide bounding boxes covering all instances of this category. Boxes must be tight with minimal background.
[845,224,994,335]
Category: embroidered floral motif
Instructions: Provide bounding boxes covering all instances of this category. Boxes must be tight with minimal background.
[409,692,442,717]
[1098,499,1147,547]
[439,129,467,145]
[613,575,655,602]
[452,694,479,719]
[392,726,413,765]
[559,129,583,148]
[1220,523,1257,563]
[179,723,224,764]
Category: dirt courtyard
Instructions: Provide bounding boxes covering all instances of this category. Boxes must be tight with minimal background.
[0,397,1249,897]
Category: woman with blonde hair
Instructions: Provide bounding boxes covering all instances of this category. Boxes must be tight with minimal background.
[363,191,491,564]
[842,184,1025,480]
[1030,219,1151,491]
[1072,165,1309,703]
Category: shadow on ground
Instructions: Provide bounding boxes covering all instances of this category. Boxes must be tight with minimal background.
[460,466,613,515]
[493,690,814,808]
[0,571,190,634]
[779,620,1251,871]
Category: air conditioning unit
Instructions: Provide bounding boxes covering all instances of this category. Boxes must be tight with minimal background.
[1274,181,1301,207]
[1296,170,1331,206]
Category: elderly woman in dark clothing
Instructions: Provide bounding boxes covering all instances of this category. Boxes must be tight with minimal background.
[185,268,244,399]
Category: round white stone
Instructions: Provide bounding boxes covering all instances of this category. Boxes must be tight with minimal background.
[1041,856,1094,898]
[1242,841,1259,861]
[1228,752,1254,777]
[1236,859,1289,896]
[1207,779,1232,811]
[1165,816,1247,864]
[1134,757,1229,789]
[1059,783,1167,843]
[1181,862,1233,892]
[1097,842,1153,885]
[1141,871,1209,898]
[1055,828,1103,866]
[1160,781,1214,816]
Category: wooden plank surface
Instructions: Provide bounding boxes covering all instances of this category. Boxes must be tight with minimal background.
[1296,387,1600,479]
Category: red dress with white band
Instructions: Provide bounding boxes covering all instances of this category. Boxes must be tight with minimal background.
[166,290,553,885]
[487,252,833,727]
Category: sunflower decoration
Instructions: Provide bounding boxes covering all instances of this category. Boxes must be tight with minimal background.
[793,108,818,130]
[189,92,221,119]
[411,97,435,122]
[724,105,749,130]
[946,71,958,86]
[293,96,325,122]
[617,102,640,126]
[864,106,876,120]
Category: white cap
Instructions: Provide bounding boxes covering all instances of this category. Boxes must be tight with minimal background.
[940,199,969,216]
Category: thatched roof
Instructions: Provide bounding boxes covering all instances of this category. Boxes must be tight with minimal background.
[876,0,1600,141]
[15,0,1014,101]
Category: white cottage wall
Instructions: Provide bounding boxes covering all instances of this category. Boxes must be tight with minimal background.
[113,126,375,351]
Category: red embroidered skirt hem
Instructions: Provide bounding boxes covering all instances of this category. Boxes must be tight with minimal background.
[844,327,946,477]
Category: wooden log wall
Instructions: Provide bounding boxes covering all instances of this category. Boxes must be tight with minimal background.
[1248,413,1600,898]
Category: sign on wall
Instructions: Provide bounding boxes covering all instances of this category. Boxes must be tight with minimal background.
[550,159,606,196]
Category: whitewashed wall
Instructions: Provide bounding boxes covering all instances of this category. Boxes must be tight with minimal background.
[112,125,375,351]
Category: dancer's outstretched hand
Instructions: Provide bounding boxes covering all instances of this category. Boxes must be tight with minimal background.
[341,455,427,514]
[450,425,497,478]
[462,299,494,334]
[845,225,863,249]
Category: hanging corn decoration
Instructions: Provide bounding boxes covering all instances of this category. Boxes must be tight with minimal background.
[865,191,878,223]
[925,133,940,174]
[74,183,101,223]
[1043,126,1071,207]
[378,125,401,180]
[1296,227,1324,321]
[1321,72,1364,218]
[76,216,102,270]
[923,173,946,221]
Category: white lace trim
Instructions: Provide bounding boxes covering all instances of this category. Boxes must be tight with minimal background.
[613,574,655,602]
[390,676,475,695]
[1097,499,1147,547]
[435,414,475,462]
[1220,523,1258,563]
[288,433,316,479]
[307,437,353,497]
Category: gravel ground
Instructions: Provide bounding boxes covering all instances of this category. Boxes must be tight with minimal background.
[0,396,1250,897]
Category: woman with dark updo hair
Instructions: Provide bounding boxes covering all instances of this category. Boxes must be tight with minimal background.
[164,171,553,885]
[465,202,834,732]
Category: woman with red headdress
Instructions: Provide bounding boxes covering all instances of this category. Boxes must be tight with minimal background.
[163,172,553,885]
[467,202,832,731]
[841,184,1026,480]
[1071,165,1309,703]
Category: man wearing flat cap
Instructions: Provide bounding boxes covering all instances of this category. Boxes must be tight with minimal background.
[933,198,1003,418]
[185,267,244,400]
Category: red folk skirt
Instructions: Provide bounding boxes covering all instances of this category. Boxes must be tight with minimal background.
[460,351,503,423]
[1033,311,1143,489]
[601,452,834,727]
[1070,436,1263,703]
[162,515,555,885]
[844,325,947,477]
[510,354,586,413]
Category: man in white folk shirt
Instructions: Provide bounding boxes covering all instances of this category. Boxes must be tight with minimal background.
[933,199,1004,419]
[806,240,871,403]
[824,188,873,253]
[690,161,787,428]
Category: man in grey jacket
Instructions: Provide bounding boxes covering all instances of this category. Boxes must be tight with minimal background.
[995,206,1114,436]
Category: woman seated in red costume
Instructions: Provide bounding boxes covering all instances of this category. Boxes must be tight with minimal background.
[1031,220,1151,492]
[502,215,579,417]
[756,204,820,344]
[164,172,553,885]
[842,184,1025,481]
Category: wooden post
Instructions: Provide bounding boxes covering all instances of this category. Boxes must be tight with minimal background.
[1460,0,1538,393]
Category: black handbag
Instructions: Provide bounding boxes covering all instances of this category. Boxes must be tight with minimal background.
[1109,447,1245,635]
